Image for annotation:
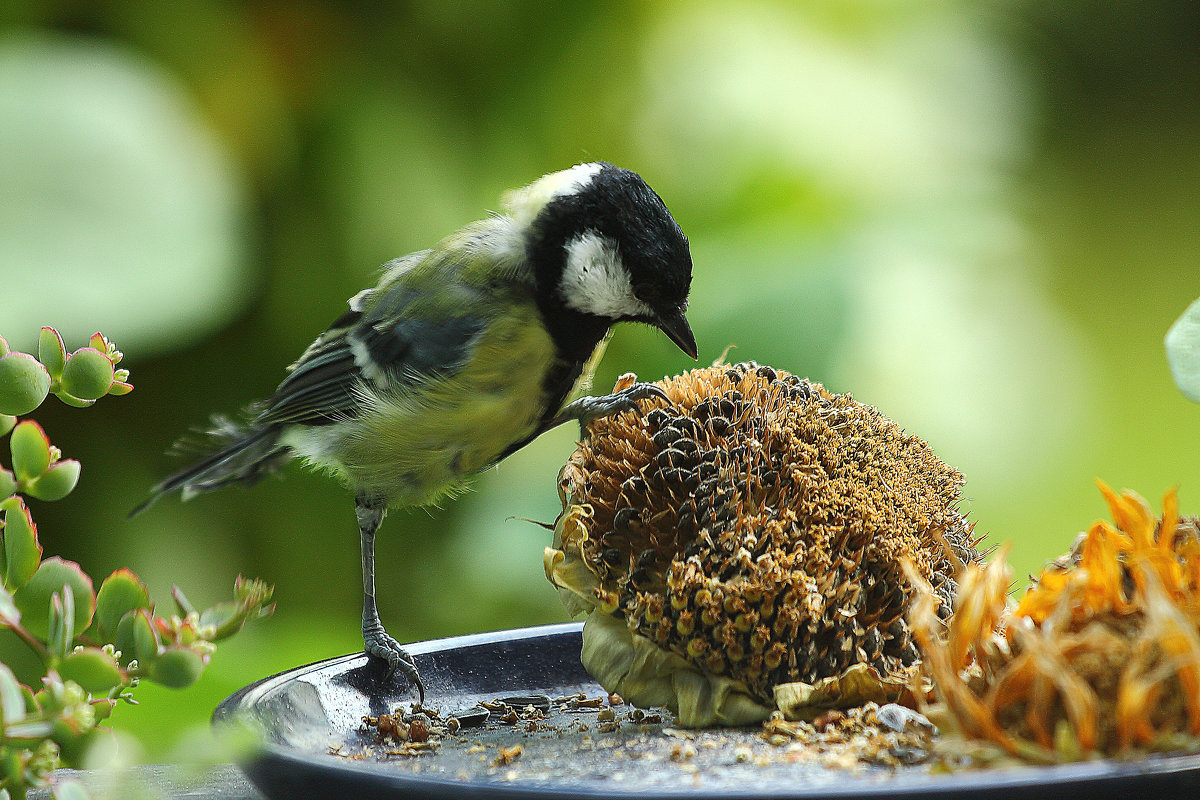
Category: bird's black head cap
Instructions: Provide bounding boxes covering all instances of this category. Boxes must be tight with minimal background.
[527,163,695,360]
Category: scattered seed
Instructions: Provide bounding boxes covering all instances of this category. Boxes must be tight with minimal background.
[493,744,523,766]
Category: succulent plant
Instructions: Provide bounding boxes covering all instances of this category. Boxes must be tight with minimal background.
[907,483,1200,762]
[0,330,130,417]
[0,328,272,799]
[545,362,980,726]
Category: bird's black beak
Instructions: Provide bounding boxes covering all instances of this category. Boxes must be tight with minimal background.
[654,308,698,360]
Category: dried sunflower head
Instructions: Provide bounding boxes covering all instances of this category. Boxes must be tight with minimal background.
[544,363,979,727]
[907,482,1200,762]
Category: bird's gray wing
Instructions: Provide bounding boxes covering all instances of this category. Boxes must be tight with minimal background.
[258,269,486,427]
[260,334,362,425]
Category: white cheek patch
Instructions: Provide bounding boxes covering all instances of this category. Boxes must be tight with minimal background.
[561,232,654,319]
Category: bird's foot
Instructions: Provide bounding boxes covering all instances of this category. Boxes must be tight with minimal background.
[363,622,425,704]
[563,381,671,429]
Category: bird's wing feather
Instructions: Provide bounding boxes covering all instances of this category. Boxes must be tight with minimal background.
[259,251,490,427]
[357,315,486,377]
[263,343,362,424]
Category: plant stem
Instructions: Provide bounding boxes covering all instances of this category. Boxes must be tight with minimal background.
[9,623,50,661]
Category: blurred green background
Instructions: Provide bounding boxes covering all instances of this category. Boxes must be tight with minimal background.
[2,0,1199,757]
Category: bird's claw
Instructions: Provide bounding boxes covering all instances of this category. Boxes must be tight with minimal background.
[572,382,670,428]
[364,626,425,704]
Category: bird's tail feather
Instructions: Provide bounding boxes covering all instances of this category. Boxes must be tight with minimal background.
[129,417,290,517]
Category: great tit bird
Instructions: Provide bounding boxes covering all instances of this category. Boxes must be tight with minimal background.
[132,162,696,701]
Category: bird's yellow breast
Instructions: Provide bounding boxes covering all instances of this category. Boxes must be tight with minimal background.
[287,302,558,507]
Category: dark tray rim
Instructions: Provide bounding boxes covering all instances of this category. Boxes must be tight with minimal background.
[214,621,1200,800]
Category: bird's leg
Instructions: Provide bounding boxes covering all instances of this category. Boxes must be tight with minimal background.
[357,498,425,703]
[545,381,671,434]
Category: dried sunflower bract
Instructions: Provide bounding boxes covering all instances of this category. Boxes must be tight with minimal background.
[544,363,979,727]
[907,483,1200,762]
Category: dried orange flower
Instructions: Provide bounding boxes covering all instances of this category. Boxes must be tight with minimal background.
[907,482,1200,762]
[545,363,979,726]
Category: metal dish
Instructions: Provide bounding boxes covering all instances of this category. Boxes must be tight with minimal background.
[214,622,1200,799]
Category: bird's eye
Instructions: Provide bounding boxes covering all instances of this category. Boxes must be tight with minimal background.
[634,283,660,303]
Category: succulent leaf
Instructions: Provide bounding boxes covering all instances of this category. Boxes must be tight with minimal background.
[0,414,15,437]
[48,587,74,660]
[147,647,205,689]
[58,648,124,695]
[91,697,116,722]
[0,353,51,416]
[0,663,26,725]
[0,584,20,626]
[94,569,151,641]
[171,586,195,617]
[51,716,100,764]
[38,328,66,380]
[197,602,238,636]
[201,577,275,640]
[12,558,95,641]
[129,609,161,665]
[23,460,81,503]
[10,420,52,482]
[0,627,43,688]
[112,613,137,667]
[234,575,274,608]
[48,594,64,660]
[53,393,96,409]
[0,467,16,500]
[59,349,114,402]
[0,336,8,357]
[2,499,43,591]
